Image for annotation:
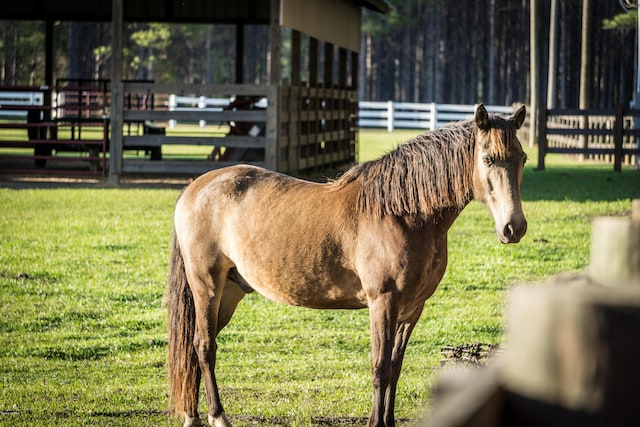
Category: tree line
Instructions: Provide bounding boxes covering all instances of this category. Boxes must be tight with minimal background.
[361,0,636,108]
[0,0,637,109]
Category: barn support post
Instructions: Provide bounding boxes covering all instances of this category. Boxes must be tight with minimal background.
[264,0,281,172]
[109,0,124,185]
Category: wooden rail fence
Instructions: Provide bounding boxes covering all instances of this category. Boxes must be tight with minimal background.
[536,105,640,171]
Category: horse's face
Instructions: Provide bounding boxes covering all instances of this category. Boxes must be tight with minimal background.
[472,104,527,244]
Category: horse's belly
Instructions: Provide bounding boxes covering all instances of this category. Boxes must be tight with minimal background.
[237,265,367,309]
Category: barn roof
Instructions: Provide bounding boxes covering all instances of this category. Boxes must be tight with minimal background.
[0,0,389,23]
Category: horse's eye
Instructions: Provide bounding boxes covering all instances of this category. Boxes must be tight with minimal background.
[483,155,494,166]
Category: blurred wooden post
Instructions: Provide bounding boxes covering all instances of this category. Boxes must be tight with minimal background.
[427,200,640,427]
[501,285,640,426]
[633,199,640,221]
[588,215,640,287]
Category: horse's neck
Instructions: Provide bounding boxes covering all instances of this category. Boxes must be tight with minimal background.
[426,206,465,231]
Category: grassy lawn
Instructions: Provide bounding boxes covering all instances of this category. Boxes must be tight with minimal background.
[1,128,639,426]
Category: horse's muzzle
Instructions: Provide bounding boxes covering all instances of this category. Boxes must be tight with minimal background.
[499,220,527,244]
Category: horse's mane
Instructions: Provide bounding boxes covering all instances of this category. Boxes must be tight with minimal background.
[332,115,521,218]
[331,120,476,218]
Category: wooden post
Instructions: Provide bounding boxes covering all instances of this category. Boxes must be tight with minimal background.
[266,0,280,172]
[309,37,318,87]
[528,0,539,148]
[633,199,640,221]
[338,47,347,90]
[589,216,640,287]
[291,30,301,86]
[502,284,640,426]
[265,85,279,172]
[613,104,624,172]
[268,0,281,86]
[324,43,334,88]
[579,0,592,161]
[546,0,558,110]
[43,20,54,134]
[109,0,124,185]
[536,106,547,170]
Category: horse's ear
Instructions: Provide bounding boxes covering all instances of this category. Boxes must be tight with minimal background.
[475,104,490,131]
[509,105,526,129]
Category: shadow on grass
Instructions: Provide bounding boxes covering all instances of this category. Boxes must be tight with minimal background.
[521,165,640,202]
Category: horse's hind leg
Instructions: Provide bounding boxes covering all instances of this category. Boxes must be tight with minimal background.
[188,267,233,427]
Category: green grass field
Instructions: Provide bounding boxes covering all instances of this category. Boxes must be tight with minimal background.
[1,128,639,426]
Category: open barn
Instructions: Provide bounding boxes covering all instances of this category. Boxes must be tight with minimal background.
[0,0,389,183]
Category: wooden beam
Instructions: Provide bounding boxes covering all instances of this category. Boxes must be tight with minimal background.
[109,0,124,185]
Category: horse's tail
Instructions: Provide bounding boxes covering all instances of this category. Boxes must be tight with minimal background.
[166,230,199,416]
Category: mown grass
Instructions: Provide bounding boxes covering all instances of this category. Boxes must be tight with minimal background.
[1,128,639,426]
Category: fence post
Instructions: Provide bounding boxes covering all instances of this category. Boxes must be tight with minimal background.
[198,96,206,128]
[168,94,177,129]
[429,102,437,131]
[387,100,394,132]
[613,103,624,172]
[536,107,547,170]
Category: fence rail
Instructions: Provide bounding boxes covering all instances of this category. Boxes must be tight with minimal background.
[357,101,514,131]
[167,97,514,131]
[537,106,640,171]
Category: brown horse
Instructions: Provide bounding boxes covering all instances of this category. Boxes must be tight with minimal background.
[167,104,527,427]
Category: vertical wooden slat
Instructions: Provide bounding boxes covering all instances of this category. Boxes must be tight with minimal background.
[291,30,301,86]
[309,37,318,87]
[338,47,347,89]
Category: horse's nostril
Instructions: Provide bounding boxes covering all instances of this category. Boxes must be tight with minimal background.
[504,223,515,239]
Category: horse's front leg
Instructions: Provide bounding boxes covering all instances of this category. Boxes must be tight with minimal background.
[383,305,424,426]
[368,292,399,427]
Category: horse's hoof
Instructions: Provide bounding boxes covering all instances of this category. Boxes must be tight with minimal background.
[184,414,204,427]
[209,412,232,427]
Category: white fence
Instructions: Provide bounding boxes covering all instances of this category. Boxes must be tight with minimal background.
[0,90,513,133]
[358,101,514,132]
[168,94,268,128]
[0,91,44,119]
